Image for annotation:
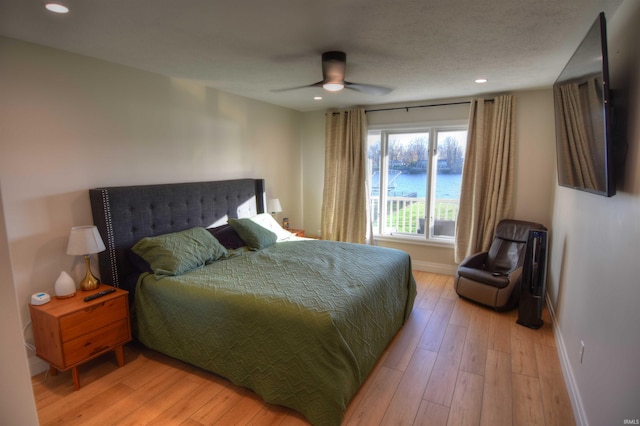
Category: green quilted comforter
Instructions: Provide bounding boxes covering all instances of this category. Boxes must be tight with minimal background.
[135,239,416,425]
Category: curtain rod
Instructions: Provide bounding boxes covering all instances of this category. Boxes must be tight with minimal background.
[364,98,494,114]
[329,98,494,115]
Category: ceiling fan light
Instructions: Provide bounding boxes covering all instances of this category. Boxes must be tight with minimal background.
[45,2,69,13]
[323,83,344,92]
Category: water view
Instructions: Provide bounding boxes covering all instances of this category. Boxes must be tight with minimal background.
[373,172,462,199]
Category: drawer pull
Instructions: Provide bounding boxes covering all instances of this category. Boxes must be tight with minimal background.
[85,302,105,312]
[89,345,109,356]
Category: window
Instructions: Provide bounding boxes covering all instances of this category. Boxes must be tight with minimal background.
[367,125,467,242]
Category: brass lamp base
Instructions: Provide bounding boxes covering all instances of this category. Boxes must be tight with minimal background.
[80,255,100,291]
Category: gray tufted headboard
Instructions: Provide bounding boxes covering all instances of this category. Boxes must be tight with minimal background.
[89,179,265,290]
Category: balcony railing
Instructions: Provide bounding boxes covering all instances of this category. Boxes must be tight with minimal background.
[370,196,459,237]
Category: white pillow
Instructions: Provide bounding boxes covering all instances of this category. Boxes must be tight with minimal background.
[249,213,294,242]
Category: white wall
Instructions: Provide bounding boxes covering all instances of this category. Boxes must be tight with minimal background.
[0,186,39,425]
[513,90,557,225]
[0,37,302,377]
[547,1,640,424]
[300,91,557,273]
[300,111,326,237]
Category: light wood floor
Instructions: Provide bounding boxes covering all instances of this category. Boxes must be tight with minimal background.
[32,271,575,425]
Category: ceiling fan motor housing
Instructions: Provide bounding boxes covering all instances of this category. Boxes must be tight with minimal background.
[322,51,347,87]
[322,51,347,63]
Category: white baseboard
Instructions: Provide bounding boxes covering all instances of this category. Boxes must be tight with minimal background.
[28,354,49,377]
[545,295,588,426]
[412,260,457,275]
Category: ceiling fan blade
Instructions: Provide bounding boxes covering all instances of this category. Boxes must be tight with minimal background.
[270,81,323,93]
[344,81,392,96]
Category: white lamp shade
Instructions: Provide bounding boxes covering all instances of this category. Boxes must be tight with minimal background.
[66,225,106,255]
[267,198,282,214]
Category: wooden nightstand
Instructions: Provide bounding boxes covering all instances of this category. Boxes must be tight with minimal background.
[287,228,305,237]
[29,286,131,390]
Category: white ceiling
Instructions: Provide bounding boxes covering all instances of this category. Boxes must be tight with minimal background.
[0,0,623,112]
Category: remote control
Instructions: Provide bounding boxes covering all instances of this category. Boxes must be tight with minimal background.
[84,288,116,302]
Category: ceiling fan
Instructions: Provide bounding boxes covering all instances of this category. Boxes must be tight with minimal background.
[274,51,392,96]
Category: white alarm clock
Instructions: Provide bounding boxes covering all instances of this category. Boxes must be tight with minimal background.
[31,292,51,305]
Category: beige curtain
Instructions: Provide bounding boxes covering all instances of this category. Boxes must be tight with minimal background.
[554,78,603,190]
[455,96,516,263]
[321,108,368,243]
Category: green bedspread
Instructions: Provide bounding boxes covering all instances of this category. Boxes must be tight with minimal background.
[135,239,416,425]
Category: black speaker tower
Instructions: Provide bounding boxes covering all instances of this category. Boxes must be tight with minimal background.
[517,229,548,329]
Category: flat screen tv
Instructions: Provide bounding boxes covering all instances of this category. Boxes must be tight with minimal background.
[553,12,615,197]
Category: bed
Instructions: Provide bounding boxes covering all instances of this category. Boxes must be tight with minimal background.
[89,179,416,426]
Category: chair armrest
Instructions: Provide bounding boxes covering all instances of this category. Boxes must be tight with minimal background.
[457,267,510,288]
[457,255,522,290]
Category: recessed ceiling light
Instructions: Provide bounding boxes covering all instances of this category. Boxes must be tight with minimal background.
[45,3,69,13]
[475,78,488,84]
[314,96,323,100]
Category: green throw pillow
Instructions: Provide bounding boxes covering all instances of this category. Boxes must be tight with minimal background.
[229,217,278,250]
[131,227,228,277]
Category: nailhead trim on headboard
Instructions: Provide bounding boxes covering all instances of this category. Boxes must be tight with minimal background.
[101,189,120,288]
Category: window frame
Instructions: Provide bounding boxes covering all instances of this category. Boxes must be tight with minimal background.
[367,120,468,246]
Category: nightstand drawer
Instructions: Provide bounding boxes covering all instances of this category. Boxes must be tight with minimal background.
[63,319,130,366]
[60,296,127,341]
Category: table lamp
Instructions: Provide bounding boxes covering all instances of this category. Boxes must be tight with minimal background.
[267,198,282,218]
[66,225,106,291]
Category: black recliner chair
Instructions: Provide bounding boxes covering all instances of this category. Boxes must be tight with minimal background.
[455,219,546,310]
